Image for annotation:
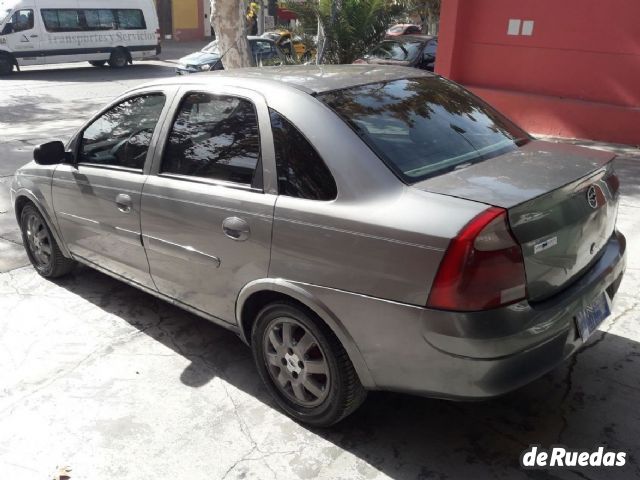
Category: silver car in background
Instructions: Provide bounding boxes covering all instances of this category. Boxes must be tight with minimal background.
[11,66,626,426]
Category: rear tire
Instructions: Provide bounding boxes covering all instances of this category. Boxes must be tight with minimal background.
[0,55,14,75]
[251,302,367,427]
[108,48,129,68]
[89,60,106,67]
[20,204,76,278]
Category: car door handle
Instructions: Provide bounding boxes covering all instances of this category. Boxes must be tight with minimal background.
[115,193,132,213]
[222,217,250,241]
[30,34,38,38]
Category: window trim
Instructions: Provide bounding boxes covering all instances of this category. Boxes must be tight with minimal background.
[158,90,264,192]
[157,172,263,193]
[76,92,167,172]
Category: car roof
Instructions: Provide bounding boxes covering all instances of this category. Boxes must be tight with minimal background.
[145,65,433,95]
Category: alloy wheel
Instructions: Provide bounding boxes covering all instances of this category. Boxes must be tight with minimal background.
[263,318,330,407]
[24,212,52,269]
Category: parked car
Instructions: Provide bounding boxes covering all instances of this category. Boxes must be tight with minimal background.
[12,66,626,427]
[261,29,311,59]
[175,36,293,74]
[386,23,422,37]
[0,0,160,75]
[353,35,437,71]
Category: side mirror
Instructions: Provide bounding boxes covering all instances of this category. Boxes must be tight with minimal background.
[1,23,13,35]
[33,141,71,165]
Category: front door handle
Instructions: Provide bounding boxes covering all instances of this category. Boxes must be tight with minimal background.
[222,217,250,241]
[115,193,132,213]
[30,34,38,38]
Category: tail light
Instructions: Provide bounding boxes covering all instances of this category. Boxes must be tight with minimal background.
[156,28,161,42]
[427,207,527,311]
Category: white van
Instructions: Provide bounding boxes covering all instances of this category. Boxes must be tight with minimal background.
[0,0,160,74]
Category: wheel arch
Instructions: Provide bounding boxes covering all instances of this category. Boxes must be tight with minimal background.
[14,192,72,258]
[112,46,132,64]
[236,279,376,388]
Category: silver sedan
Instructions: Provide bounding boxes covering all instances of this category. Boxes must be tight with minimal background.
[11,66,626,426]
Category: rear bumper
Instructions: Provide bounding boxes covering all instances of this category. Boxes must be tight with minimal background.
[298,230,626,398]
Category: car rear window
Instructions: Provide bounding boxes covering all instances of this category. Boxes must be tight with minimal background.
[318,77,530,182]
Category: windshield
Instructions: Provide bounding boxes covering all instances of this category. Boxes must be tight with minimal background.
[319,77,530,182]
[366,41,423,62]
[388,25,404,33]
[202,40,220,54]
[1,8,11,25]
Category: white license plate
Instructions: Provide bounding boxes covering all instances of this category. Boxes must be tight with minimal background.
[575,292,611,342]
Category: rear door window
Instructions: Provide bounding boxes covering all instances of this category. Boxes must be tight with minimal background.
[162,93,261,186]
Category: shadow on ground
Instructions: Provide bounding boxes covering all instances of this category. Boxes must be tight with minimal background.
[52,266,640,480]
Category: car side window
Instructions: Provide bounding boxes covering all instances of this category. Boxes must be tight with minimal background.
[79,94,166,170]
[11,9,34,32]
[269,108,337,200]
[162,93,261,186]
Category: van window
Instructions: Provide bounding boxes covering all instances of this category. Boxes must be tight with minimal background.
[83,9,116,31]
[42,9,82,32]
[41,8,146,33]
[116,9,146,30]
[11,9,34,33]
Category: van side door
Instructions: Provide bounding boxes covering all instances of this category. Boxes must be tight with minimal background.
[140,86,277,324]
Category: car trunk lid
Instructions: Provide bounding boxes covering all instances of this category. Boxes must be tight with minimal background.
[414,140,620,301]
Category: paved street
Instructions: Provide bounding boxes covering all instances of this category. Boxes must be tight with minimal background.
[1,60,640,480]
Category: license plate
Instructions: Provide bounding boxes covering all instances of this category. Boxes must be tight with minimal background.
[575,292,611,342]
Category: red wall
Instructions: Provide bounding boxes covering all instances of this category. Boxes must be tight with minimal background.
[436,0,640,145]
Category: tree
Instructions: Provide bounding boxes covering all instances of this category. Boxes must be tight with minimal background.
[286,0,406,64]
[407,0,440,34]
[210,0,255,69]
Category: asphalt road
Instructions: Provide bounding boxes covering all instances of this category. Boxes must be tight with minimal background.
[1,61,640,480]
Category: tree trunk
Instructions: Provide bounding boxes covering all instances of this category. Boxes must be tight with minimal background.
[316,17,325,65]
[211,0,255,69]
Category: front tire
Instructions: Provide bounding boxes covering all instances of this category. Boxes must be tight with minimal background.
[0,55,14,75]
[251,302,367,427]
[20,204,76,278]
[108,48,129,68]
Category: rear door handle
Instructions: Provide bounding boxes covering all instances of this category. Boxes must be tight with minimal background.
[115,193,132,213]
[222,217,250,241]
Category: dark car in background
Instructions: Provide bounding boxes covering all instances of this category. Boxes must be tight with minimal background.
[176,36,294,75]
[353,35,437,71]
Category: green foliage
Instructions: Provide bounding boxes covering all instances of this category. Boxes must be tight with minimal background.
[405,0,440,33]
[284,0,406,64]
